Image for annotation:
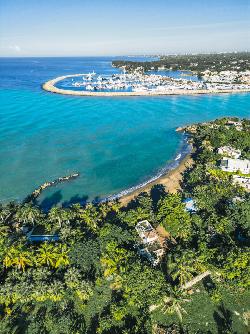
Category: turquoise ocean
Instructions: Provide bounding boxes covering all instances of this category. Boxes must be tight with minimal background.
[0,57,249,208]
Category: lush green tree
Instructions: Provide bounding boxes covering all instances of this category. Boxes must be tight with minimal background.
[15,204,41,226]
[157,194,192,241]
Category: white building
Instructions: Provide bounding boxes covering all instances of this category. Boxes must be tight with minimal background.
[225,120,243,131]
[135,220,165,266]
[135,220,158,244]
[218,146,241,159]
[232,175,250,191]
[220,157,250,174]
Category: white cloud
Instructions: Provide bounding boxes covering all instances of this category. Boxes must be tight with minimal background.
[9,45,21,52]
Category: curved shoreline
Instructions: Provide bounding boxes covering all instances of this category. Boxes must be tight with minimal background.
[118,152,193,206]
[104,137,193,205]
[42,74,250,97]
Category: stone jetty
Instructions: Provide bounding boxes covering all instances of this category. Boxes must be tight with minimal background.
[24,173,80,203]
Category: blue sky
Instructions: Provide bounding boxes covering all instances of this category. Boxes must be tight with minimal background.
[0,0,249,56]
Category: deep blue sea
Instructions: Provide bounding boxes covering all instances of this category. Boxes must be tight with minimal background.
[0,57,249,208]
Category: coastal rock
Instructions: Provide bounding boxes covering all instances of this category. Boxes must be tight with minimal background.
[24,173,80,203]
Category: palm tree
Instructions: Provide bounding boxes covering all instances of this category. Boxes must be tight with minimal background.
[15,204,41,226]
[109,201,120,213]
[54,244,70,268]
[160,292,188,323]
[170,263,195,287]
[36,243,56,267]
[79,204,99,232]
[0,224,10,238]
[70,203,82,217]
[3,246,33,271]
[150,288,189,323]
[0,204,10,223]
[98,203,110,219]
[49,207,70,228]
[3,247,16,269]
[167,252,196,286]
[12,250,33,271]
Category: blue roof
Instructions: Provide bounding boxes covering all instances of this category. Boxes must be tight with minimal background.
[28,235,59,242]
[183,198,193,203]
[183,198,197,212]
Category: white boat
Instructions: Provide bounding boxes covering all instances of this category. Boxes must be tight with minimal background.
[175,154,181,160]
[132,85,148,92]
[86,84,94,91]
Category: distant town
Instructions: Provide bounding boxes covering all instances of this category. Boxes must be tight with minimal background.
[112,52,250,74]
[43,52,250,96]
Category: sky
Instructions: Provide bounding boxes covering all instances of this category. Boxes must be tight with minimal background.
[0,0,249,56]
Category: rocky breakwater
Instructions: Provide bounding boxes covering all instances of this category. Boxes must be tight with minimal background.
[24,173,80,203]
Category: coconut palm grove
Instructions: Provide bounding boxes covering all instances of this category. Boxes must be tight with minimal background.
[0,117,250,333]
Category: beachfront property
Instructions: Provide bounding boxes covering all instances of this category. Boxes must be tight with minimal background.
[135,220,165,266]
[225,120,243,131]
[232,175,250,191]
[220,157,250,174]
[217,146,241,159]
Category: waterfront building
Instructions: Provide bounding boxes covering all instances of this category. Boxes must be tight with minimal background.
[220,157,250,174]
[217,146,241,159]
[225,120,243,131]
[232,175,250,191]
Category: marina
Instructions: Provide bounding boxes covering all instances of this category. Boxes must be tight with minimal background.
[43,70,250,96]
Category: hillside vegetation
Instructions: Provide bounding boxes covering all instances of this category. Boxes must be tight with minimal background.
[112,52,250,74]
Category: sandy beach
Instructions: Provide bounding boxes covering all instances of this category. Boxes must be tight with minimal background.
[42,74,250,97]
[119,153,193,206]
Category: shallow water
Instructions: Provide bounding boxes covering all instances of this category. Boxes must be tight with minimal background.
[0,57,249,207]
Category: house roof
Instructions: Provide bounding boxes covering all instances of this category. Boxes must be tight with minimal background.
[28,234,59,242]
[183,198,197,212]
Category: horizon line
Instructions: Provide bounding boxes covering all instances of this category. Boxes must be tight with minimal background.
[0,50,250,59]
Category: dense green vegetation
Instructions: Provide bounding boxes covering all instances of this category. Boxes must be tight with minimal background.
[112,52,250,74]
[0,117,249,333]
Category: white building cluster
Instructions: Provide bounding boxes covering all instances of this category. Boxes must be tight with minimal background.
[202,70,250,84]
[218,146,241,159]
[135,220,165,266]
[218,146,250,191]
[220,157,250,174]
[232,175,250,191]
